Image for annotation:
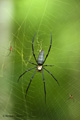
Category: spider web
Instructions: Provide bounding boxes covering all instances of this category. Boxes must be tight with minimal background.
[0,0,80,120]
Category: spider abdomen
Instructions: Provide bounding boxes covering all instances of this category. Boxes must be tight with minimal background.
[37,50,44,65]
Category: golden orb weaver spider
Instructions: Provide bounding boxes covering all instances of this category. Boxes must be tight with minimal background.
[18,33,59,103]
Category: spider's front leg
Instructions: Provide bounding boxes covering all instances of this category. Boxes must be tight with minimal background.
[26,57,37,65]
[32,32,38,63]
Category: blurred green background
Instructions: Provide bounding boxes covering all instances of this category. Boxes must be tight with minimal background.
[0,0,80,120]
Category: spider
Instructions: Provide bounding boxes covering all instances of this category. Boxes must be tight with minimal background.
[7,46,13,56]
[67,94,74,102]
[18,33,59,103]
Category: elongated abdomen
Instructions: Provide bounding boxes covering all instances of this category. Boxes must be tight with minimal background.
[37,50,44,65]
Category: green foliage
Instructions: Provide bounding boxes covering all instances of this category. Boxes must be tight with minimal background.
[0,0,80,120]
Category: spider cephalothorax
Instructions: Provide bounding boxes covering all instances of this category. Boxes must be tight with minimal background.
[18,33,59,103]
[37,65,43,71]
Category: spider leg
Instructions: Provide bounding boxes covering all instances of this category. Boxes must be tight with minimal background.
[42,69,46,103]
[43,68,60,86]
[32,32,37,63]
[43,65,54,67]
[26,57,37,65]
[43,33,52,64]
[25,68,37,97]
[17,67,36,82]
